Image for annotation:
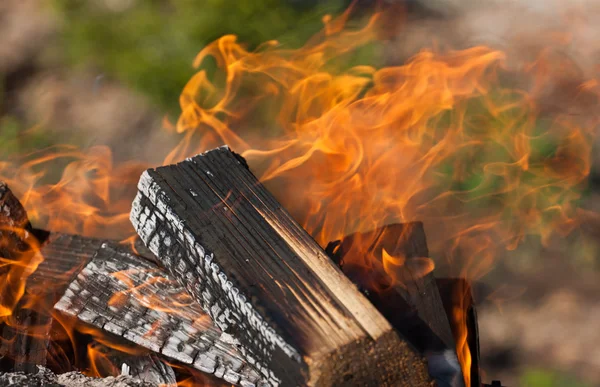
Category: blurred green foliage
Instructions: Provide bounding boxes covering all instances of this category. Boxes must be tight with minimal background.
[50,0,353,116]
[0,116,54,156]
[521,369,591,387]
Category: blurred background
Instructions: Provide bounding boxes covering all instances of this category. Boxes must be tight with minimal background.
[1,0,599,386]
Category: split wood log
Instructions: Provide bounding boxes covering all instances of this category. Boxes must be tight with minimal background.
[325,223,464,387]
[87,341,177,386]
[130,146,432,387]
[55,242,268,387]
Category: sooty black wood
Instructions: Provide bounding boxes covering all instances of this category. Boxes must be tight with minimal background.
[55,242,268,387]
[325,223,465,386]
[130,146,432,387]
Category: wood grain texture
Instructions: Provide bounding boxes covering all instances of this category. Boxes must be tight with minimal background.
[131,146,432,386]
[55,242,269,387]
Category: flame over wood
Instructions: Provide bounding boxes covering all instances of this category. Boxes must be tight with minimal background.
[325,223,465,386]
[55,242,268,386]
[1,182,181,384]
[0,182,50,372]
[130,146,432,386]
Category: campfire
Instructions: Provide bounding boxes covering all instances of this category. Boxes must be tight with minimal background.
[0,4,596,387]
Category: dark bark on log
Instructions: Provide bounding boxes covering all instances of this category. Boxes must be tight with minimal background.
[55,243,268,387]
[130,146,432,387]
[325,223,464,386]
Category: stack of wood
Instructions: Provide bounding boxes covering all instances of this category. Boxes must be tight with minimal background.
[0,146,485,387]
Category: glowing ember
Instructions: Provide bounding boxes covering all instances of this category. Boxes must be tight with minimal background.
[1,3,599,385]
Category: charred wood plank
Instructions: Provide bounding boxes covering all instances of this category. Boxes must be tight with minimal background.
[130,146,431,386]
[55,242,268,387]
[325,223,464,386]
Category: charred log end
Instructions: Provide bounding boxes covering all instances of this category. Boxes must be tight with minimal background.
[313,330,432,387]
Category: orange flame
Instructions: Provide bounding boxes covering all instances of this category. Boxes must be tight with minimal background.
[1,3,599,385]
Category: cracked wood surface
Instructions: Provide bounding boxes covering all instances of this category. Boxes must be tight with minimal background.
[55,242,269,387]
[131,146,432,386]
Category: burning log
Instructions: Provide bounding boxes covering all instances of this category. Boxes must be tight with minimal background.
[0,181,263,385]
[0,182,32,257]
[55,242,268,386]
[0,223,106,371]
[0,182,238,385]
[130,146,432,386]
[0,183,53,372]
[0,182,144,374]
[325,223,464,386]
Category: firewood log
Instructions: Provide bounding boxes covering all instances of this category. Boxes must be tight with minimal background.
[55,242,268,387]
[0,182,239,386]
[325,223,464,387]
[130,146,432,386]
